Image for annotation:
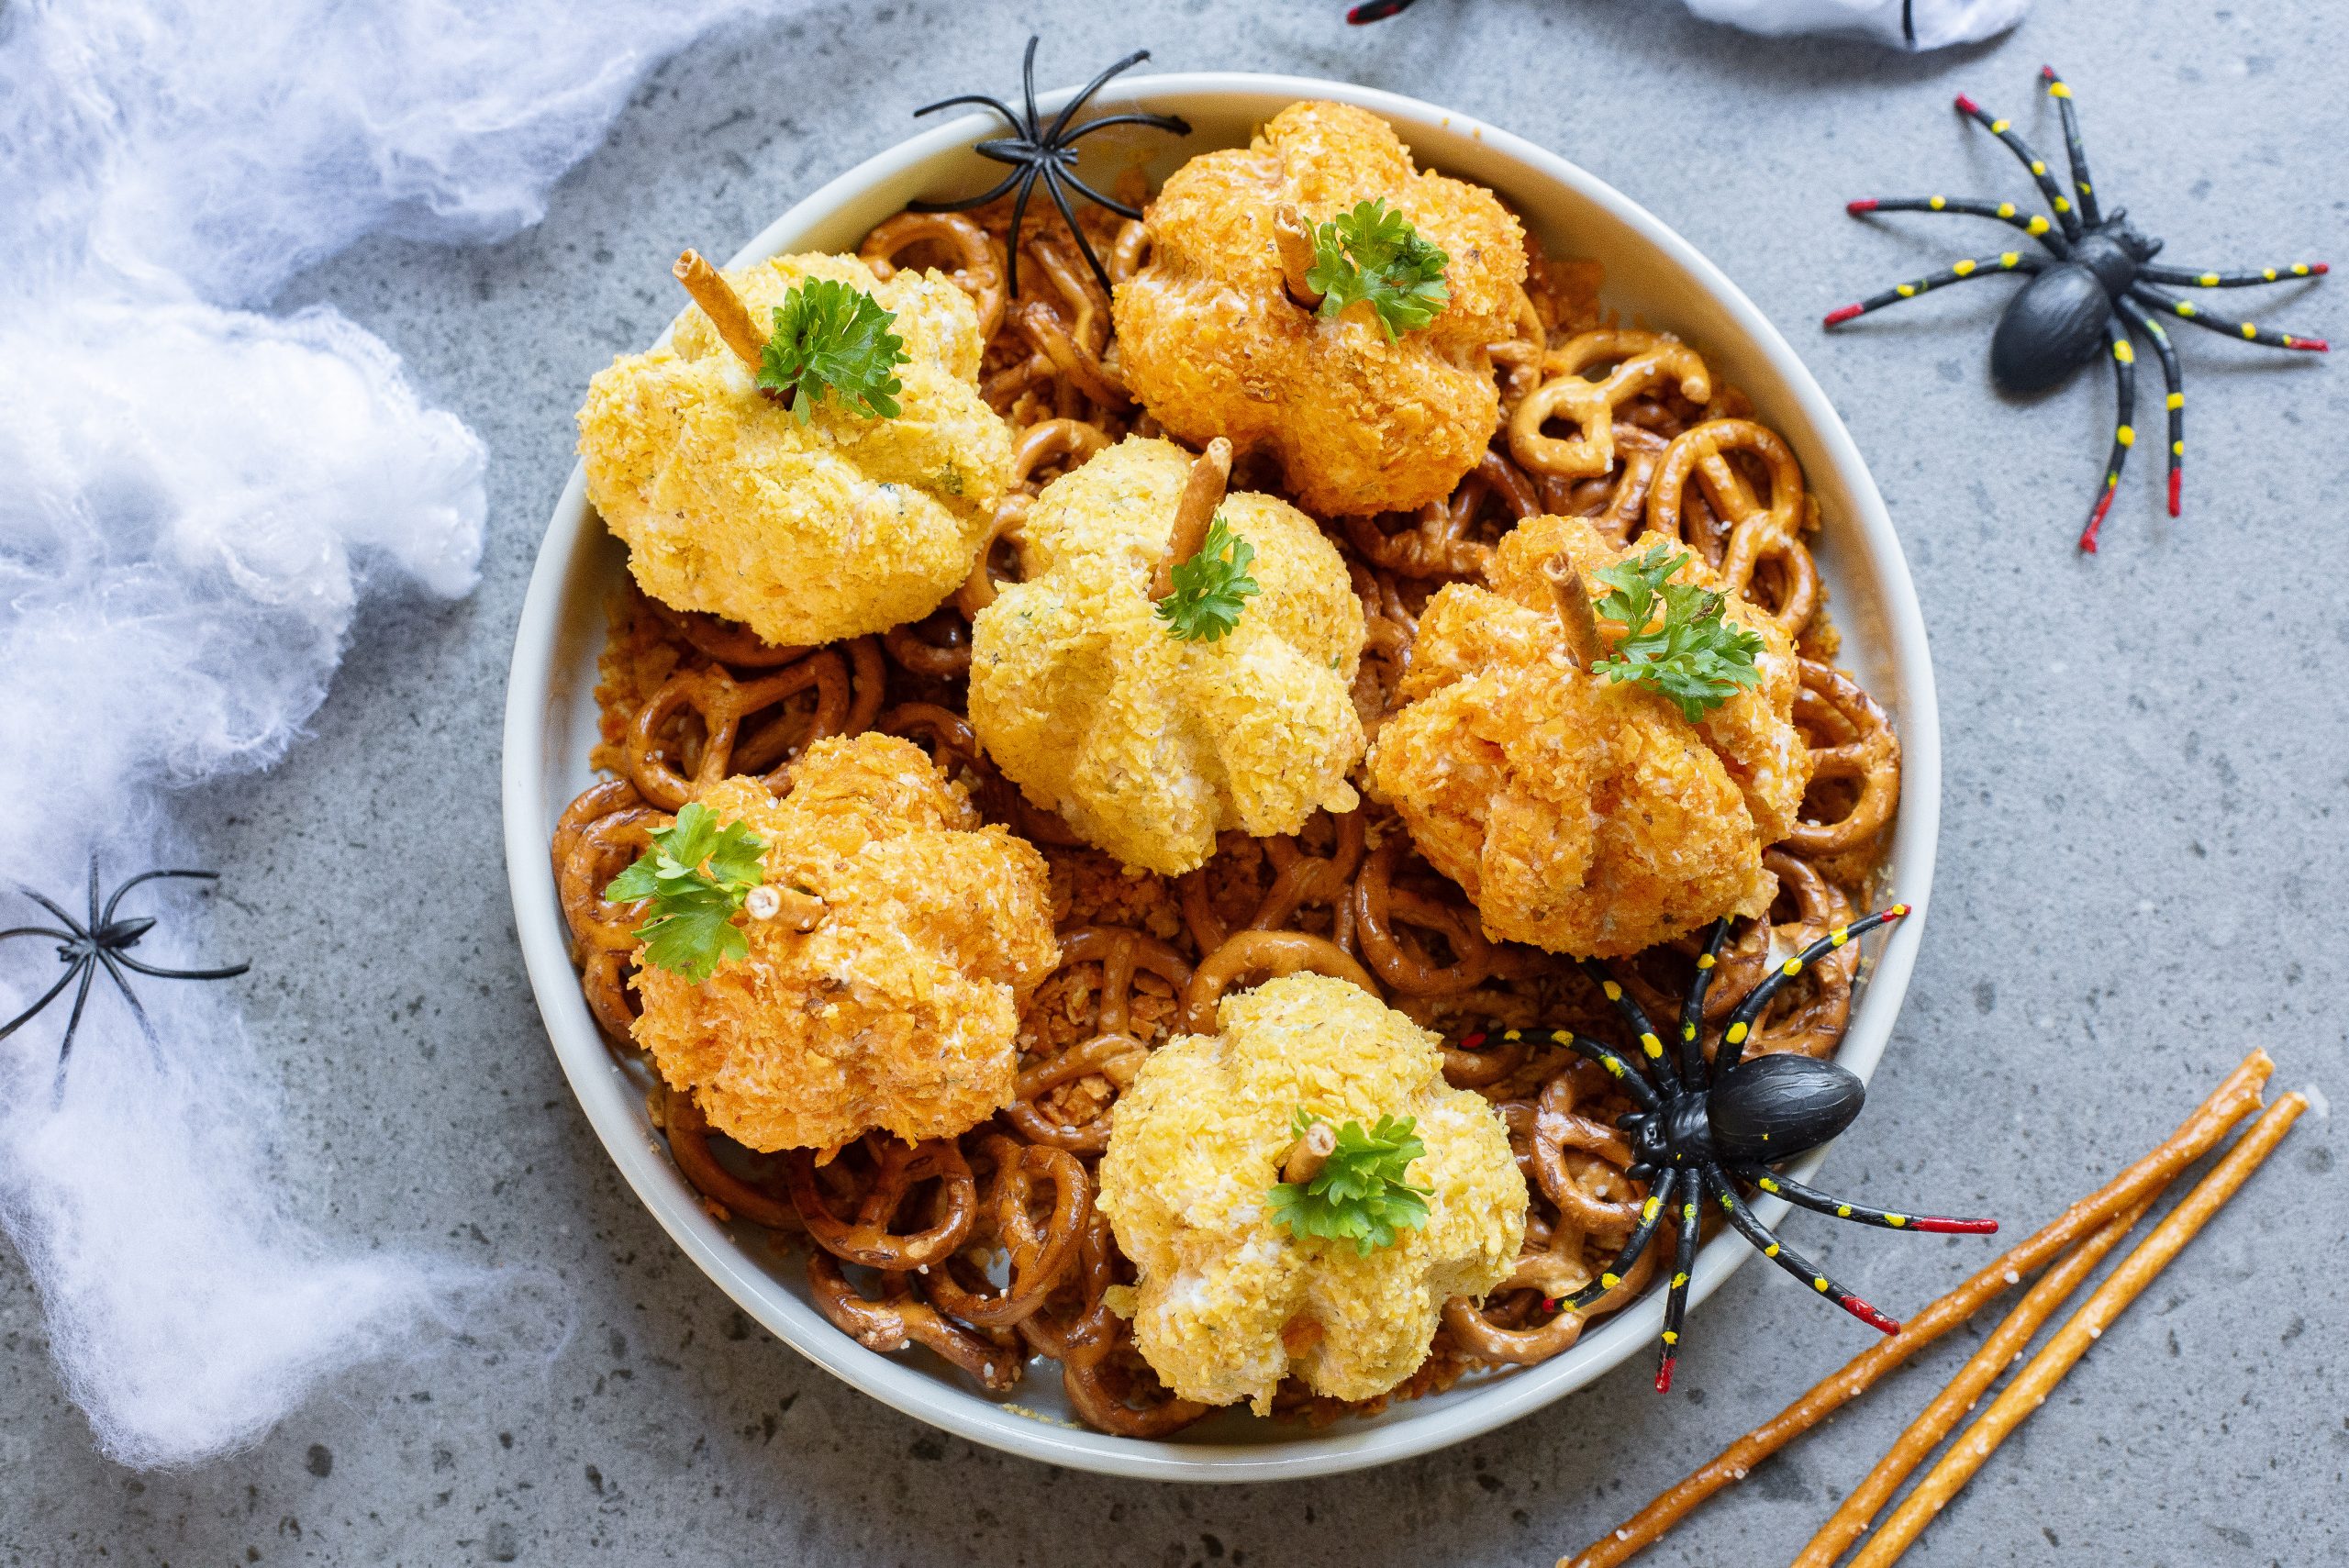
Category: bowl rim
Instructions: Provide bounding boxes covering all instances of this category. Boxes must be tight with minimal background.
[501,69,1942,1483]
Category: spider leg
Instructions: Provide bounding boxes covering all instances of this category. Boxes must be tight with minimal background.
[911,92,1025,130]
[1705,1163,1900,1334]
[905,166,1029,217]
[1558,1167,1679,1312]
[2140,261,2328,290]
[108,951,250,982]
[1844,196,2068,256]
[1653,1174,1704,1393]
[2128,282,2329,353]
[999,166,1041,299]
[1678,918,1732,1087]
[1953,92,2081,239]
[17,887,92,944]
[1346,0,1421,18]
[0,926,80,946]
[1019,35,1043,140]
[1461,1027,1661,1113]
[99,867,220,929]
[0,955,89,1042]
[1822,252,2041,328]
[1578,960,1678,1093]
[85,857,101,934]
[50,957,99,1085]
[1054,166,1143,223]
[1730,1163,1997,1234]
[1040,165,1117,298]
[2078,315,2138,553]
[1055,111,1193,146]
[1041,49,1156,146]
[2037,68,2101,228]
[1717,906,1909,1072]
[2113,294,2185,517]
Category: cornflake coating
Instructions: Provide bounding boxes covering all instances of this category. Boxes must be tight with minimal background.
[1097,973,1526,1414]
[630,734,1058,1151]
[1111,101,1527,517]
[1367,516,1809,959]
[577,252,1014,647]
[968,436,1366,876]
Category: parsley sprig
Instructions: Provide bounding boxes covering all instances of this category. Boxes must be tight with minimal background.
[1588,543,1765,722]
[603,803,768,982]
[1304,199,1451,342]
[755,277,909,423]
[1155,514,1262,642]
[1266,1110,1434,1257]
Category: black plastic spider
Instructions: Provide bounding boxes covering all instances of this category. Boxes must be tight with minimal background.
[1826,67,2329,551]
[908,37,1190,300]
[0,864,248,1091]
[1459,903,1997,1392]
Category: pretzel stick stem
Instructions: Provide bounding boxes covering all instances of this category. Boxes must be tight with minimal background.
[1561,1049,2273,1568]
[1281,1120,1340,1185]
[674,249,768,373]
[1846,1090,2307,1568]
[1543,556,1607,672]
[1789,1197,2157,1568]
[1273,205,1325,310]
[1152,438,1235,600]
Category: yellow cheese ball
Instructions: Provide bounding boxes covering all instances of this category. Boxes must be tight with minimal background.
[1366,516,1809,958]
[1097,973,1527,1414]
[1111,101,1527,517]
[630,734,1058,1151]
[577,252,1013,647]
[967,436,1366,876]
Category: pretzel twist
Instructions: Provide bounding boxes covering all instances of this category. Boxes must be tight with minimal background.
[645,599,810,669]
[1352,840,1539,997]
[1787,659,1901,855]
[1178,929,1381,1035]
[807,1249,1023,1391]
[1007,926,1191,1153]
[925,1135,1090,1328]
[1177,813,1366,956]
[659,1084,802,1231]
[1643,417,1819,639]
[1016,1209,1123,1370]
[1510,336,1711,483]
[857,209,1007,342]
[558,806,667,953]
[787,1137,979,1271]
[1343,449,1539,580]
[625,655,852,810]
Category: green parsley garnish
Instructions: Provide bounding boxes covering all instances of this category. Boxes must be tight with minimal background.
[754,277,909,423]
[1266,1110,1433,1257]
[1304,198,1452,342]
[1588,542,1765,722]
[1154,514,1262,642]
[603,802,768,981]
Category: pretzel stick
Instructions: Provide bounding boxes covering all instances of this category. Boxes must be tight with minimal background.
[1561,1050,2273,1568]
[1789,1197,2156,1568]
[1543,555,1607,672]
[674,249,767,372]
[1842,1089,2305,1568]
[1152,438,1234,599]
[1273,205,1324,309]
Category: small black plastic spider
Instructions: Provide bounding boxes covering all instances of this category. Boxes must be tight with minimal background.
[0,863,248,1092]
[1459,902,1997,1392]
[1826,67,2329,551]
[909,36,1191,300]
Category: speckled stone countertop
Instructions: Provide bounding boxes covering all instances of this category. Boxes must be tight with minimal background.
[6,2,2343,1563]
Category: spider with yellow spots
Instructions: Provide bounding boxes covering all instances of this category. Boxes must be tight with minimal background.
[1825,66,2329,551]
[1455,903,1997,1394]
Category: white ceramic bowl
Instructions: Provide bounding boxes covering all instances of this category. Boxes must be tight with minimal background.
[502,72,1941,1482]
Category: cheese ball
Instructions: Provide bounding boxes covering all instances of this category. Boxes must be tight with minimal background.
[1111,100,1527,517]
[577,252,1014,647]
[1096,973,1526,1413]
[630,734,1058,1151]
[967,436,1366,876]
[1366,516,1809,958]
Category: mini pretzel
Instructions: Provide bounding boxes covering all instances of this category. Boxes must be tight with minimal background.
[877,701,1016,819]
[645,598,809,669]
[657,1084,802,1231]
[1785,659,1901,855]
[1442,1224,1658,1365]
[1012,298,1129,412]
[857,209,1007,341]
[1178,929,1381,1035]
[786,1136,979,1271]
[1510,336,1711,483]
[1530,1074,1641,1244]
[1352,840,1537,997]
[625,655,852,809]
[924,1134,1089,1328]
[1061,1335,1209,1438]
[1616,850,1852,1040]
[1176,813,1367,955]
[1007,926,1190,1153]
[551,777,641,885]
[883,613,972,678]
[1342,450,1540,580]
[557,806,667,953]
[580,950,641,1044]
[806,1249,1022,1392]
[1016,1209,1122,1371]
[1108,218,1151,285]
[1550,422,1671,546]
[1642,417,1819,639]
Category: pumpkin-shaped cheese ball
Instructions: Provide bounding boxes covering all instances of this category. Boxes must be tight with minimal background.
[1366,515,1809,958]
[630,733,1058,1151]
[968,435,1366,876]
[1111,100,1527,517]
[1096,973,1527,1413]
[577,251,1014,647]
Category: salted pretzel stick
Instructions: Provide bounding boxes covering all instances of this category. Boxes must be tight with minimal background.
[1789,1198,2155,1568]
[1561,1050,2272,1568]
[674,249,767,372]
[1152,438,1235,599]
[1846,1089,2308,1568]
[1273,205,1324,310]
[1543,555,1606,671]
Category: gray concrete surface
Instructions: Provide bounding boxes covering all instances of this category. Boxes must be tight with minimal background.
[6,1,2345,1563]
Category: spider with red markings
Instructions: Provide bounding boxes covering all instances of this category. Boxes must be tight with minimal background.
[1826,67,2328,551]
[1459,904,1998,1393]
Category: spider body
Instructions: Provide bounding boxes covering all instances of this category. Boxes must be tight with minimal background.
[1827,68,2328,550]
[909,37,1190,298]
[0,863,248,1093]
[1462,903,1998,1392]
